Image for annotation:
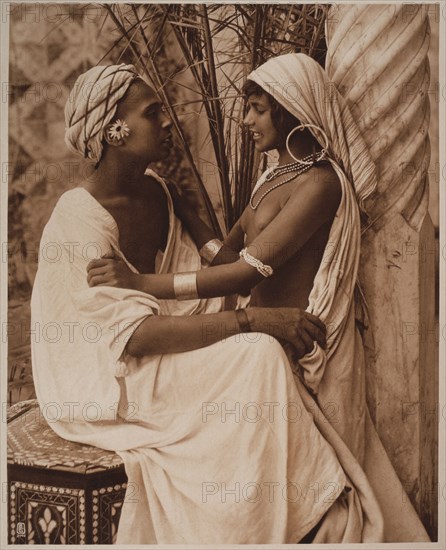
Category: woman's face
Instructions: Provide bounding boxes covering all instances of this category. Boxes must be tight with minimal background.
[113,80,173,163]
[243,93,282,152]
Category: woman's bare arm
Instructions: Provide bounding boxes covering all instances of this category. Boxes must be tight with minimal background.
[179,212,242,266]
[88,166,341,298]
[168,182,241,265]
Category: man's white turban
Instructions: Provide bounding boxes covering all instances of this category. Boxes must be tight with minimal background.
[64,64,140,164]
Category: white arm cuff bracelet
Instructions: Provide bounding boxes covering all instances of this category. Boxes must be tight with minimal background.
[173,272,199,300]
[239,248,274,277]
[199,238,224,264]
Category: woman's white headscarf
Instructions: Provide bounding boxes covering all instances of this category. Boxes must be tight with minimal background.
[247,53,377,394]
[64,64,140,164]
[248,53,377,213]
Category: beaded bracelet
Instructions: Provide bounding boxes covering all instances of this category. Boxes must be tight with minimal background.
[239,248,274,278]
[199,239,223,264]
[173,272,198,300]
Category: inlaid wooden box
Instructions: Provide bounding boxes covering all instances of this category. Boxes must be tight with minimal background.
[7,400,128,544]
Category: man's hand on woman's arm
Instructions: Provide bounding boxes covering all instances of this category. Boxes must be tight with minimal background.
[87,255,257,299]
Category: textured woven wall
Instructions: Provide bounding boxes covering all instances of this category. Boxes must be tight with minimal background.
[326,5,439,537]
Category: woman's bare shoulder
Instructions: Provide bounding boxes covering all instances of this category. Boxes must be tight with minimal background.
[309,161,341,204]
[284,160,341,219]
[313,160,340,183]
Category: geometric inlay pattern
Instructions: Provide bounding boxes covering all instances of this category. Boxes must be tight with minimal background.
[8,400,124,474]
[92,485,127,544]
[10,482,85,544]
[8,399,128,544]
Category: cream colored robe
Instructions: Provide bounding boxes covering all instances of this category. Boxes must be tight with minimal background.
[248,54,430,543]
[31,171,354,544]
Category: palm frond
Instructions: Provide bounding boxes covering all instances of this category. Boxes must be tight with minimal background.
[103,3,328,233]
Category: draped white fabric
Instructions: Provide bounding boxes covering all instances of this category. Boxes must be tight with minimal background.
[248,53,378,213]
[248,52,375,394]
[31,46,432,538]
[248,53,429,542]
[31,172,353,543]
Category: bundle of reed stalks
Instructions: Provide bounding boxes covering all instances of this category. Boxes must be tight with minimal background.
[102,3,328,235]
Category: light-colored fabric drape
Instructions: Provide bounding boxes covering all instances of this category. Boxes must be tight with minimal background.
[248,53,377,213]
[249,53,429,542]
[31,172,352,543]
[248,52,376,395]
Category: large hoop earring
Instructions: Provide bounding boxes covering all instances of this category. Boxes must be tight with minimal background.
[286,123,329,165]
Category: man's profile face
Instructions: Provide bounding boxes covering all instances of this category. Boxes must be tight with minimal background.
[114,79,173,164]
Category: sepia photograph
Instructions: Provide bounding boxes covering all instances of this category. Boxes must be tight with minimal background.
[1,1,444,547]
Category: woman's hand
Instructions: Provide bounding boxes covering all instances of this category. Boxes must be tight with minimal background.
[249,307,326,360]
[87,252,140,290]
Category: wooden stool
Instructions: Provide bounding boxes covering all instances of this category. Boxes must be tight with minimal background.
[7,400,127,544]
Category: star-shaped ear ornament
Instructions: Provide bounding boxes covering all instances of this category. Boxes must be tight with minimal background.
[108,119,130,141]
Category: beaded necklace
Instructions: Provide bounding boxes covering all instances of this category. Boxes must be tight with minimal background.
[249,150,326,210]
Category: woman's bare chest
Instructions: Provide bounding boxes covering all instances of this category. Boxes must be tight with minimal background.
[243,183,292,243]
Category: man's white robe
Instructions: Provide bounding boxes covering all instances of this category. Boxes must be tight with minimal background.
[31,171,353,544]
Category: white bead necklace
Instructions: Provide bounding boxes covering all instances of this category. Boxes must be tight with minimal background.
[250,150,326,210]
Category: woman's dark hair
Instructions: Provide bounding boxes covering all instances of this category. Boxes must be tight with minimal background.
[242,79,300,139]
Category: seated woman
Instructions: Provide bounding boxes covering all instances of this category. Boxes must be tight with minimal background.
[87,54,430,542]
[31,63,364,545]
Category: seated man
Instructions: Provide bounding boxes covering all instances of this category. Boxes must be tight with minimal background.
[31,64,379,544]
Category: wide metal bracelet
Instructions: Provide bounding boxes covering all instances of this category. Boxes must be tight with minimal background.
[173,272,198,300]
[239,248,274,278]
[199,238,224,264]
